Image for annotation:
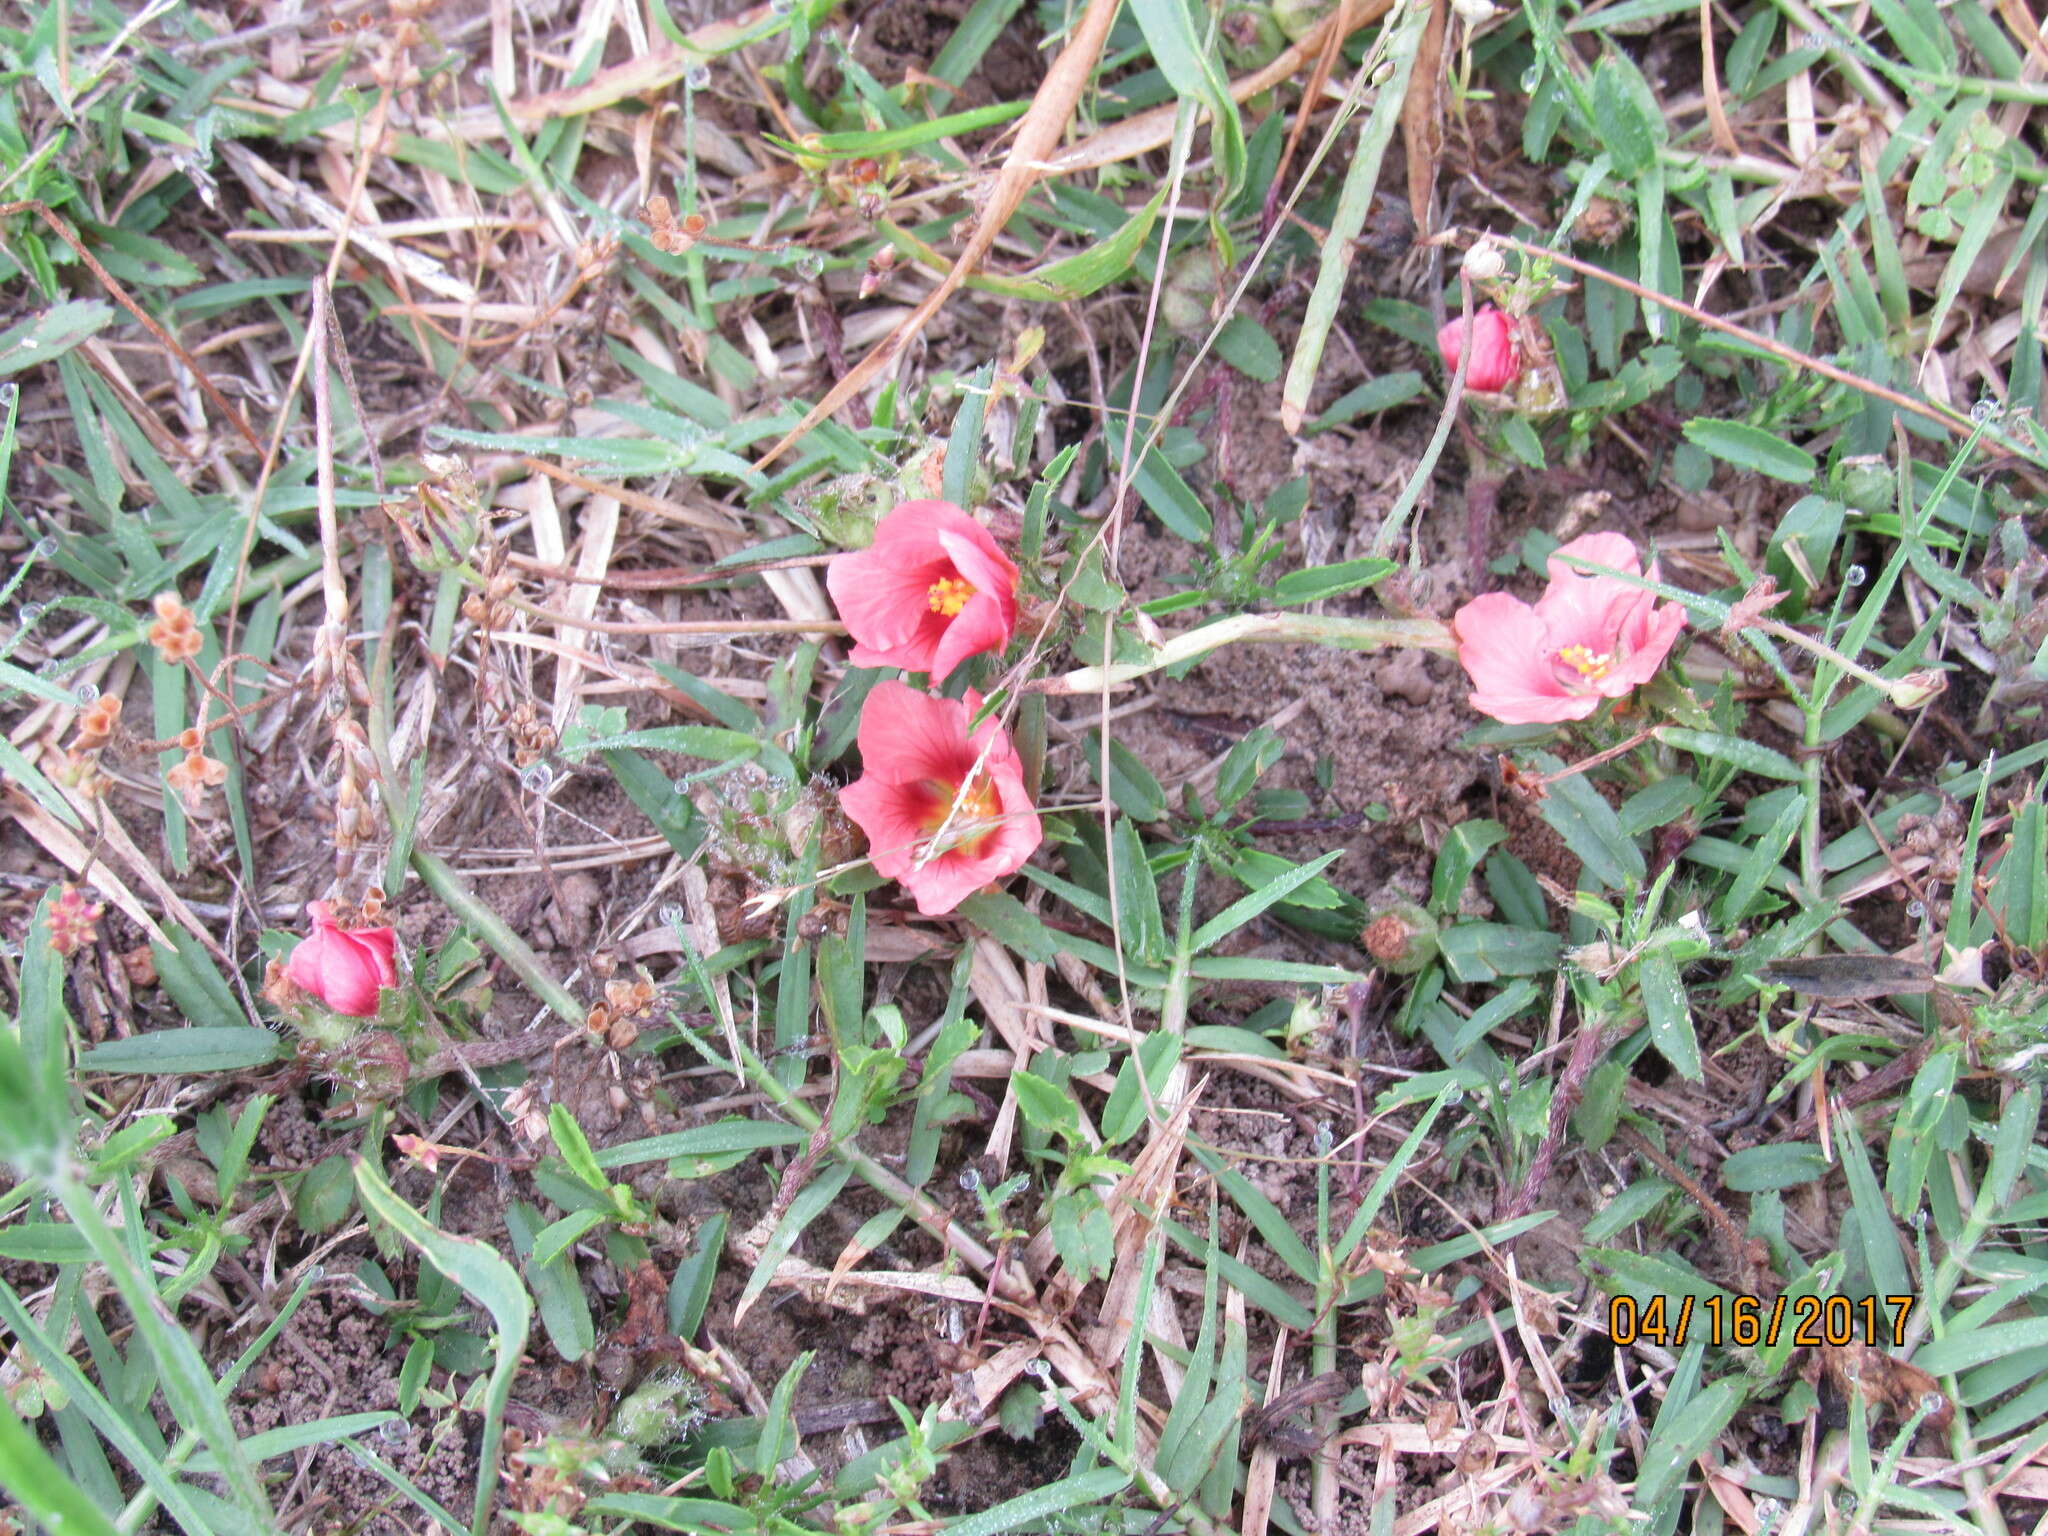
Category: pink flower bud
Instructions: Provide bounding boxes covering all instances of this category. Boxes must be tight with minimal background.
[1436,306,1520,393]
[285,901,399,1017]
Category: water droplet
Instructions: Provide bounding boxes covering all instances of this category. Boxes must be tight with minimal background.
[1845,564,1867,586]
[1920,1391,1944,1414]
[520,763,553,795]
[73,682,98,705]
[18,602,43,625]
[1025,1358,1052,1380]
[0,383,16,407]
[421,424,454,451]
[794,251,824,280]
[1521,63,1543,91]
[659,904,685,927]
[32,537,56,560]
[1907,900,1925,918]
[673,777,693,795]
[1313,1122,1333,1155]
[685,64,711,89]
[377,1417,408,1444]
[957,1166,982,1192]
[1971,397,2002,425]
[306,1264,325,1281]
[1443,1086,1466,1106]
[769,0,794,13]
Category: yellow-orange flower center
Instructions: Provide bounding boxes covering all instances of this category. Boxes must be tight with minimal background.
[919,771,1002,855]
[1555,644,1615,683]
[927,575,975,617]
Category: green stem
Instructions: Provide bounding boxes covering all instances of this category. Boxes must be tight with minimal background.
[1041,613,1454,696]
[410,849,584,1024]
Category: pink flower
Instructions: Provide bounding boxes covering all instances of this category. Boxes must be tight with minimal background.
[1452,533,1687,724]
[826,501,1020,679]
[1436,306,1520,393]
[285,901,399,1017]
[838,681,1042,917]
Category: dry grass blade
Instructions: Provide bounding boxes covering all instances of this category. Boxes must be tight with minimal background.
[750,0,1126,470]
[1401,0,1449,232]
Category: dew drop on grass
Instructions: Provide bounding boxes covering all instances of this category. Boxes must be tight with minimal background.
[685,64,711,89]
[957,1166,982,1192]
[769,0,794,13]
[376,1418,408,1445]
[1521,64,1542,91]
[1971,397,2001,424]
[673,777,693,795]
[73,682,98,705]
[794,251,824,279]
[421,424,454,451]
[521,763,553,794]
[18,602,43,625]
[659,904,685,927]
[1906,900,1925,918]
[32,537,56,560]
[1845,564,1867,586]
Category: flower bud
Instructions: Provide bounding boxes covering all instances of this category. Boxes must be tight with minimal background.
[1887,670,1945,709]
[1436,306,1520,393]
[1460,241,1505,283]
[286,900,399,1017]
[1361,901,1440,974]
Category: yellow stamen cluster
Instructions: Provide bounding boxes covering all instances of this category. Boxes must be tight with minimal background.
[927,576,975,617]
[1555,644,1615,683]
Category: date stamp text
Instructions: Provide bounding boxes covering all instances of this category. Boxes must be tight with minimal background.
[1609,1294,1915,1350]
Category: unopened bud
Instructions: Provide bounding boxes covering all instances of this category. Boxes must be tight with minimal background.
[1361,901,1439,975]
[1887,669,1945,709]
[1461,240,1505,282]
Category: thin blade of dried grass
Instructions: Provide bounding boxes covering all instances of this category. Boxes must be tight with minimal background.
[1401,0,1448,233]
[750,0,1124,470]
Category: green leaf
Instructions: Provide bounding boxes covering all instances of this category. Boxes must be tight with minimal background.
[594,1120,805,1169]
[0,300,115,375]
[1653,726,1803,783]
[1593,54,1661,175]
[1681,419,1817,483]
[1012,1069,1080,1136]
[1270,557,1396,605]
[1128,0,1245,198]
[1111,818,1167,965]
[957,890,1060,963]
[1214,314,1283,381]
[1307,371,1424,431]
[944,1467,1132,1536]
[1720,1143,1830,1192]
[77,1027,285,1074]
[1636,1375,1747,1510]
[0,1393,119,1536]
[1637,950,1701,1081]
[1190,850,1344,954]
[354,1159,530,1536]
[1085,731,1167,822]
[1535,755,1645,890]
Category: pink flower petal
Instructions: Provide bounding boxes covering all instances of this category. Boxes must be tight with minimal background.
[1437,307,1520,393]
[1453,594,1586,724]
[929,593,1012,681]
[828,545,948,655]
[854,681,977,785]
[839,775,942,881]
